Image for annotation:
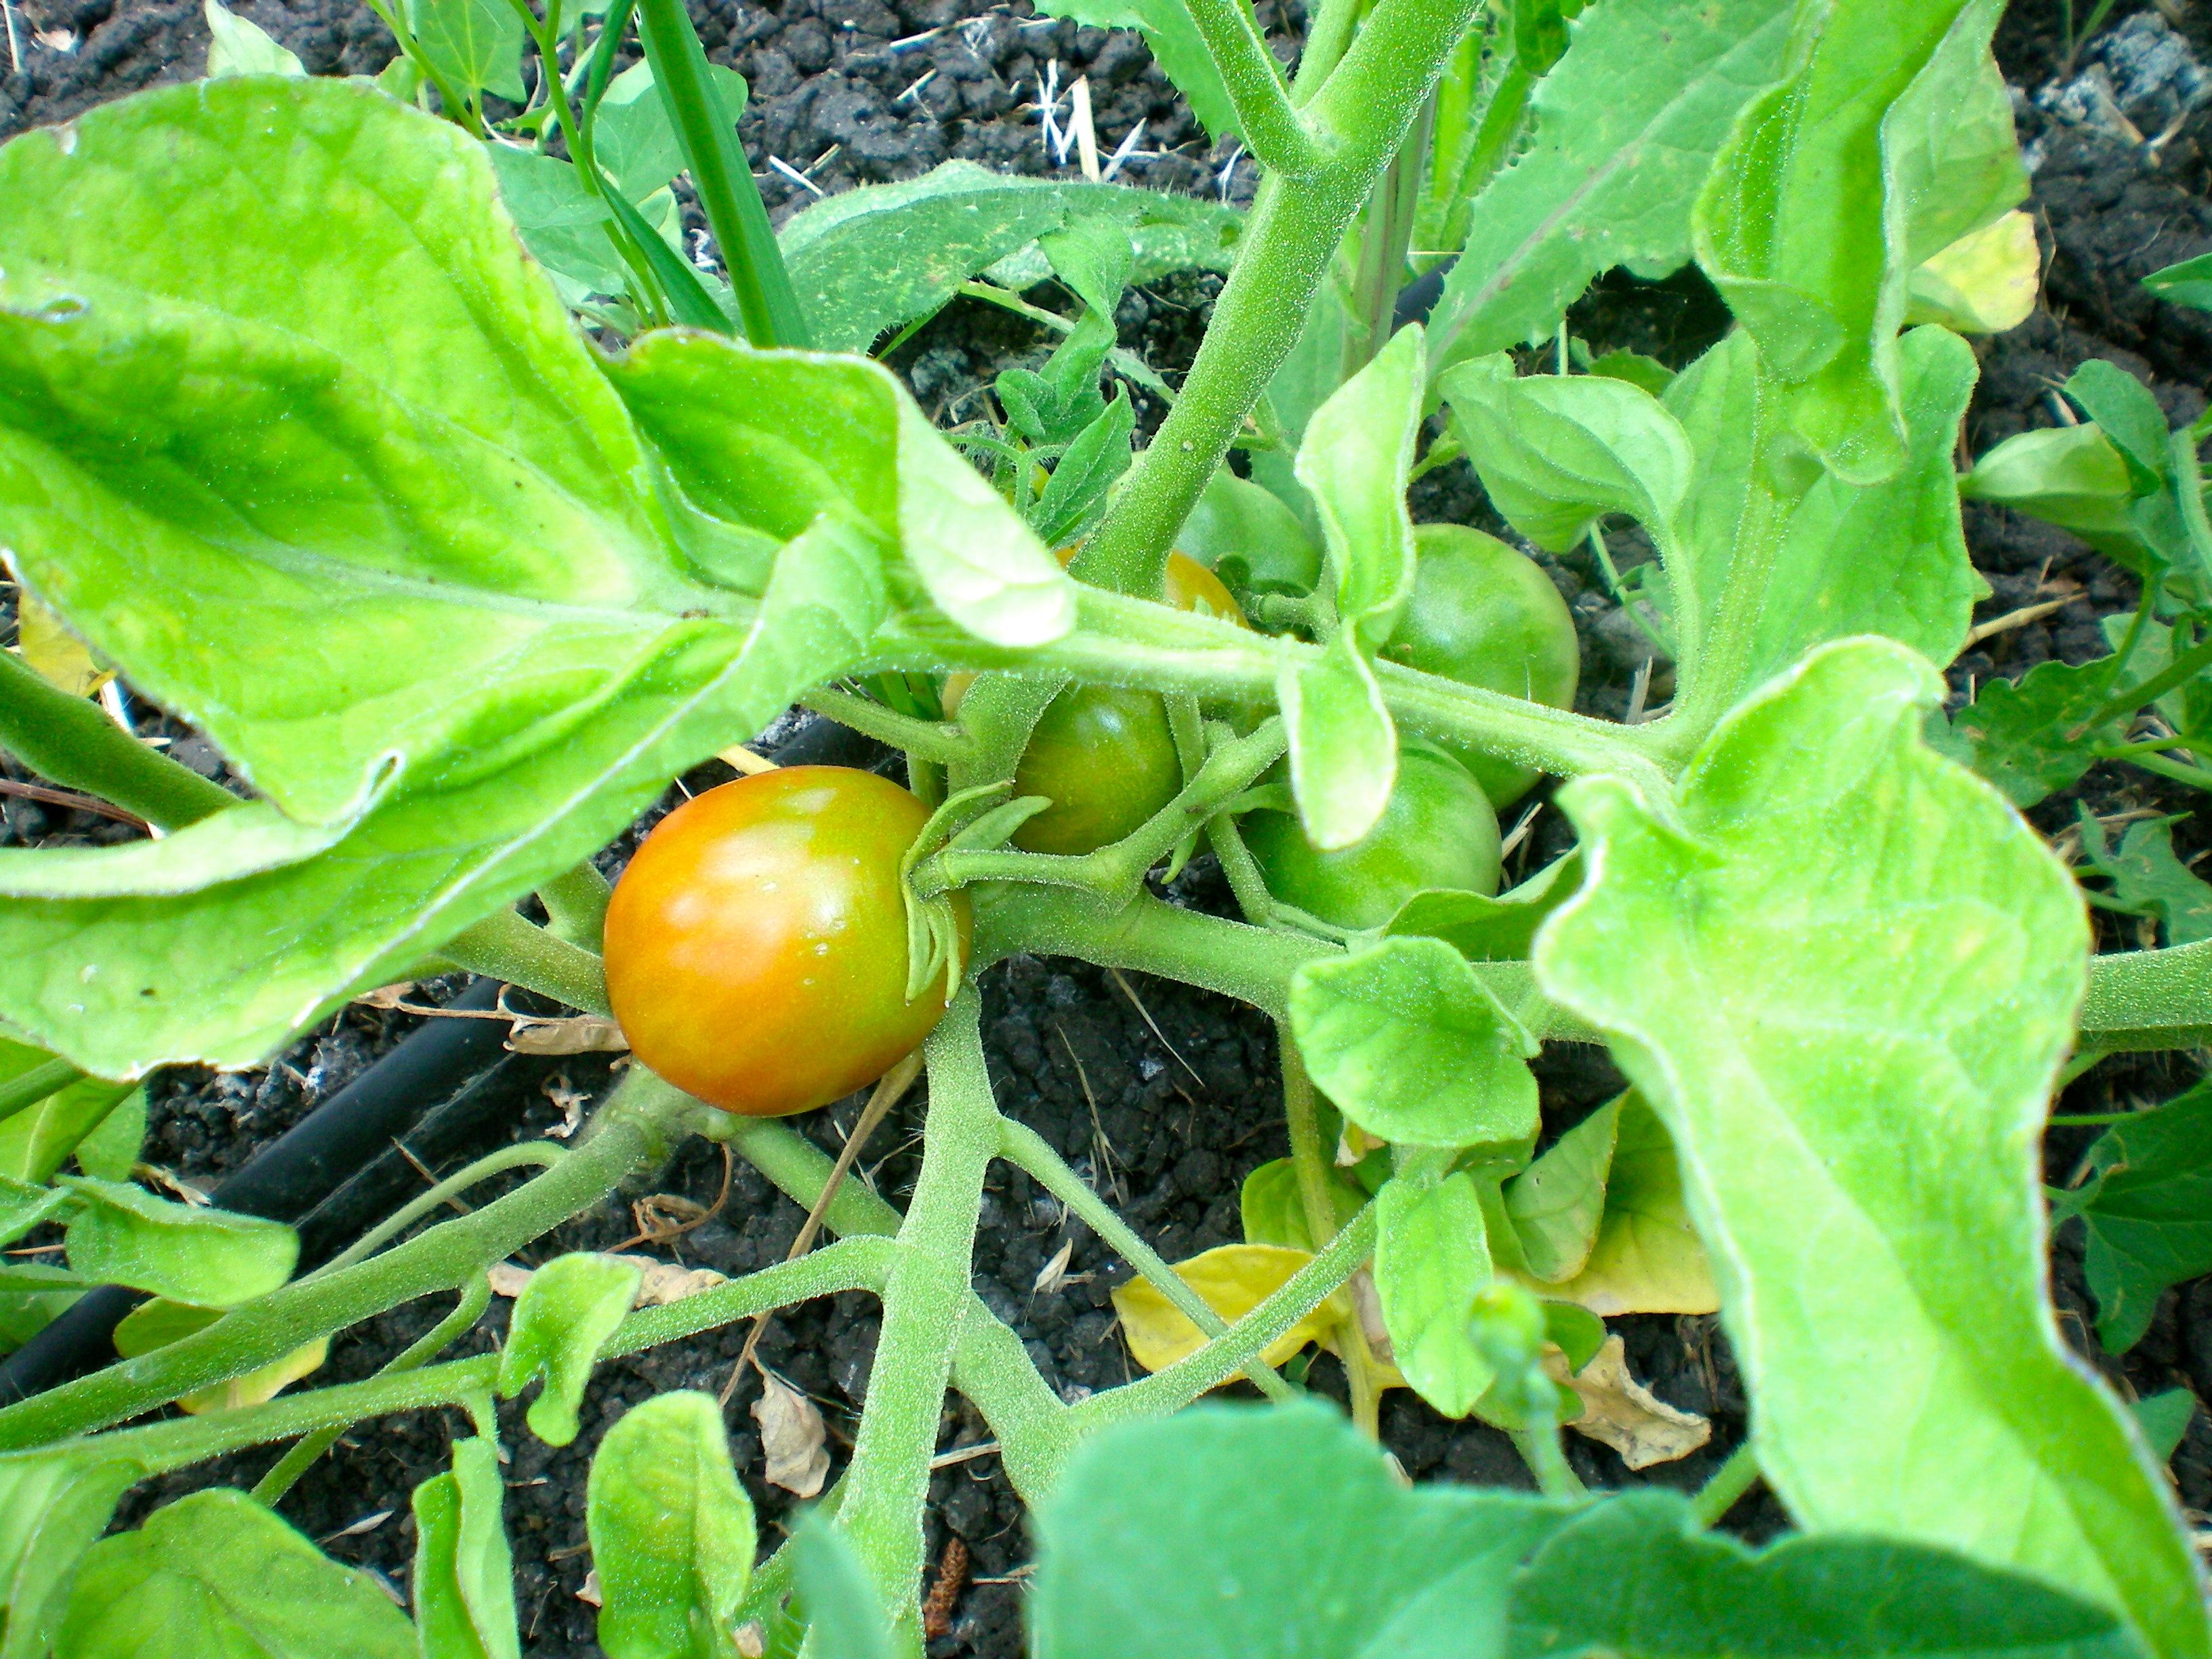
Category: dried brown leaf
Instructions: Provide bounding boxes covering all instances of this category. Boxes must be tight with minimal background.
[1548,1334,1710,1469]
[752,1371,830,1497]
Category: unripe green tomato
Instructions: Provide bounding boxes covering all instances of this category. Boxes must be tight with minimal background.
[1008,684,1183,855]
[1379,523,1580,808]
[1243,741,1502,930]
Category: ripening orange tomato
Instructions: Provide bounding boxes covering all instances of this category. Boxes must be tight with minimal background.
[603,767,966,1116]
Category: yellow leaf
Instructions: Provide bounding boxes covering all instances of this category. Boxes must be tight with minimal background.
[16,594,110,697]
[1543,1092,1717,1317]
[1545,1334,1710,1469]
[1905,210,2039,335]
[1111,1244,1339,1374]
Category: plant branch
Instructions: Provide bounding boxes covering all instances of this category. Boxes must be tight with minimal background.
[0,651,236,830]
[1183,0,1326,176]
[2078,937,2212,1052]
[998,1117,1292,1401]
[803,685,977,764]
[1689,1441,1762,1525]
[1068,0,1480,598]
[1067,1202,1376,1428]
[536,860,612,950]
[441,907,612,1017]
[0,1070,686,1449]
[1282,1040,1382,1434]
[0,1056,88,1126]
[310,1143,567,1279]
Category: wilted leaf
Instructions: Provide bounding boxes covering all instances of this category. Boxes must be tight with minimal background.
[1111,1244,1337,1374]
[1546,1334,1710,1469]
[752,1372,830,1498]
[1504,1098,1619,1283]
[411,1437,518,1659]
[14,596,108,697]
[506,1016,630,1056]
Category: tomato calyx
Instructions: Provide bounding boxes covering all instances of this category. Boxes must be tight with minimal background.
[898,779,1053,999]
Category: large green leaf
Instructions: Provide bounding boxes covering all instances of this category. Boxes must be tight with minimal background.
[0,1450,141,1659]
[1030,1403,1569,1659]
[777,163,1239,352]
[1534,636,2206,1658]
[56,1488,415,1659]
[586,1391,754,1659]
[1664,325,1987,702]
[1692,0,2022,482]
[1428,0,1793,369]
[2067,1080,2212,1357]
[0,77,701,828]
[1507,1490,2142,1659]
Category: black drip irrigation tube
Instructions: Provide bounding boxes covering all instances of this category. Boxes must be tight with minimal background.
[0,713,890,1409]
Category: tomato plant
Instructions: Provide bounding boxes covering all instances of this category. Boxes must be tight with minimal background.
[604,767,964,1117]
[0,0,2209,1652]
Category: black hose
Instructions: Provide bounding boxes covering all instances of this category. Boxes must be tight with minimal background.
[0,713,891,1407]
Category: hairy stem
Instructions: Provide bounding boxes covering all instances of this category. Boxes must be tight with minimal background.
[836,992,1000,1652]
[0,1072,683,1450]
[1183,0,1325,176]
[536,861,613,951]
[804,686,975,765]
[998,1117,1292,1401]
[441,907,611,1017]
[310,1143,566,1279]
[0,651,236,830]
[0,1057,87,1126]
[2078,937,2212,1052]
[1689,1441,1762,1526]
[1282,1040,1382,1434]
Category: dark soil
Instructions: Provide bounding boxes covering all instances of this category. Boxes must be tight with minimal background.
[7,0,2212,1652]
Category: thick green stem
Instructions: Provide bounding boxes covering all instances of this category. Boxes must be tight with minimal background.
[537,861,612,951]
[0,651,235,830]
[1282,1040,1380,1433]
[1183,0,1326,176]
[605,1235,893,1357]
[441,907,611,1017]
[1070,0,1480,598]
[837,992,1000,1652]
[998,1118,1292,1401]
[1068,1204,1375,1429]
[1689,1441,1762,1526]
[0,1057,87,1126]
[0,1072,683,1450]
[804,687,976,765]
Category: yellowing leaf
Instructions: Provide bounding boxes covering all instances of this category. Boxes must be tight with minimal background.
[1112,1244,1338,1374]
[1906,209,2039,333]
[1547,1334,1710,1469]
[1542,1093,1717,1317]
[112,1296,326,1413]
[15,595,110,696]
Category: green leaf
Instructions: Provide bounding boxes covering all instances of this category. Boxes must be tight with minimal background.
[1376,1171,1497,1417]
[70,1085,145,1182]
[1277,636,1396,852]
[56,1488,415,1659]
[0,1172,75,1248]
[1534,636,2203,1658]
[2144,251,2212,312]
[1506,1490,2143,1659]
[604,330,1071,649]
[586,1391,754,1659]
[1039,211,1135,319]
[777,162,1238,352]
[58,1176,295,1305]
[1290,936,1539,1150]
[497,1252,640,1446]
[1034,390,1135,550]
[1503,1097,1618,1283]
[0,1450,141,1659]
[594,60,748,203]
[1179,466,1323,597]
[1905,210,2041,333]
[2077,813,2212,948]
[1428,0,1793,370]
[2066,361,2171,495]
[1296,323,1425,644]
[1960,423,2150,568]
[412,1437,519,1659]
[1693,0,2022,483]
[2072,1080,2212,1357]
[2131,1389,2197,1465]
[203,0,304,76]
[1030,1401,1570,1659]
[1541,1092,1714,1316]
[790,1517,893,1659]
[1440,355,1692,553]
[1384,851,1585,964]
[1932,655,2125,808]
[1239,1158,1367,1252]
[485,147,630,297]
[0,1037,136,1185]
[406,0,525,102]
[0,1263,85,1357]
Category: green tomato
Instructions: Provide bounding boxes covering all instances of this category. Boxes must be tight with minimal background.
[1379,523,1580,807]
[1244,741,1502,930]
[1010,684,1183,856]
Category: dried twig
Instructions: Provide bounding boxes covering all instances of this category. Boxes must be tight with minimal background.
[0,777,148,831]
